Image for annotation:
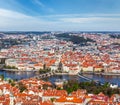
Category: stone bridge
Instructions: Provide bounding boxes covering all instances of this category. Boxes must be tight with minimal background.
[34,70,60,79]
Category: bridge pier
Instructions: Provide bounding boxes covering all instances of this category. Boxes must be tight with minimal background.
[33,72,54,79]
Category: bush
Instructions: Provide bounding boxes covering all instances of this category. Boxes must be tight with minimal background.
[62,80,119,97]
[3,65,17,69]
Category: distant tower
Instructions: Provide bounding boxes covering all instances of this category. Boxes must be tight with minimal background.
[58,61,63,71]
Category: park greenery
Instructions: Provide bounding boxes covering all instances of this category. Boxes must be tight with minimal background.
[39,64,51,74]
[55,33,95,44]
[8,79,16,87]
[39,68,51,74]
[3,65,18,69]
[0,38,25,49]
[61,80,120,97]
[0,72,119,97]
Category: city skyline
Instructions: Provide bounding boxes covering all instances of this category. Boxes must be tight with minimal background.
[0,0,120,31]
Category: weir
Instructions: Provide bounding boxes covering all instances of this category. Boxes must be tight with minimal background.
[78,73,104,85]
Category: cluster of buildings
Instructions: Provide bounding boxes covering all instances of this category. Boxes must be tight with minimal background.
[0,33,120,104]
[0,33,119,74]
[0,78,120,105]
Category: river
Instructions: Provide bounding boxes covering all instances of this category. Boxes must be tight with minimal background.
[0,70,120,86]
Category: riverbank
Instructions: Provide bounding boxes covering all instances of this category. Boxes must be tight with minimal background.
[1,69,120,86]
[55,72,69,75]
[1,69,39,72]
[1,68,120,76]
[94,72,120,76]
[55,72,120,76]
[80,72,120,76]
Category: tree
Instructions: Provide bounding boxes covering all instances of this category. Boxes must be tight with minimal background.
[3,65,18,69]
[8,79,12,83]
[18,82,27,93]
[66,87,73,94]
[43,64,46,70]
[101,69,105,73]
[0,74,4,81]
[39,67,51,74]
[80,68,84,74]
[11,82,16,87]
[50,98,56,102]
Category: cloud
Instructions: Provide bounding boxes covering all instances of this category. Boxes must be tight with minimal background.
[59,17,96,23]
[34,0,45,7]
[59,17,120,23]
[0,0,39,17]
[0,8,120,31]
[0,9,29,19]
[39,13,120,18]
[0,9,55,31]
[33,0,54,13]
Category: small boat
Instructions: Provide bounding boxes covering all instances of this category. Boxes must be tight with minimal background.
[110,83,118,88]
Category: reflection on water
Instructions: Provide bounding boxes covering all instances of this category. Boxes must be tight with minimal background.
[83,74,120,86]
[0,70,120,86]
[0,70,37,80]
[47,75,88,84]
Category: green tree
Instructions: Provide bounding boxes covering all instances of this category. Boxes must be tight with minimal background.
[0,74,4,81]
[43,64,46,70]
[18,82,27,93]
[50,98,56,102]
[11,82,16,87]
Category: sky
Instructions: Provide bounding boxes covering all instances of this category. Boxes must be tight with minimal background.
[0,0,120,31]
